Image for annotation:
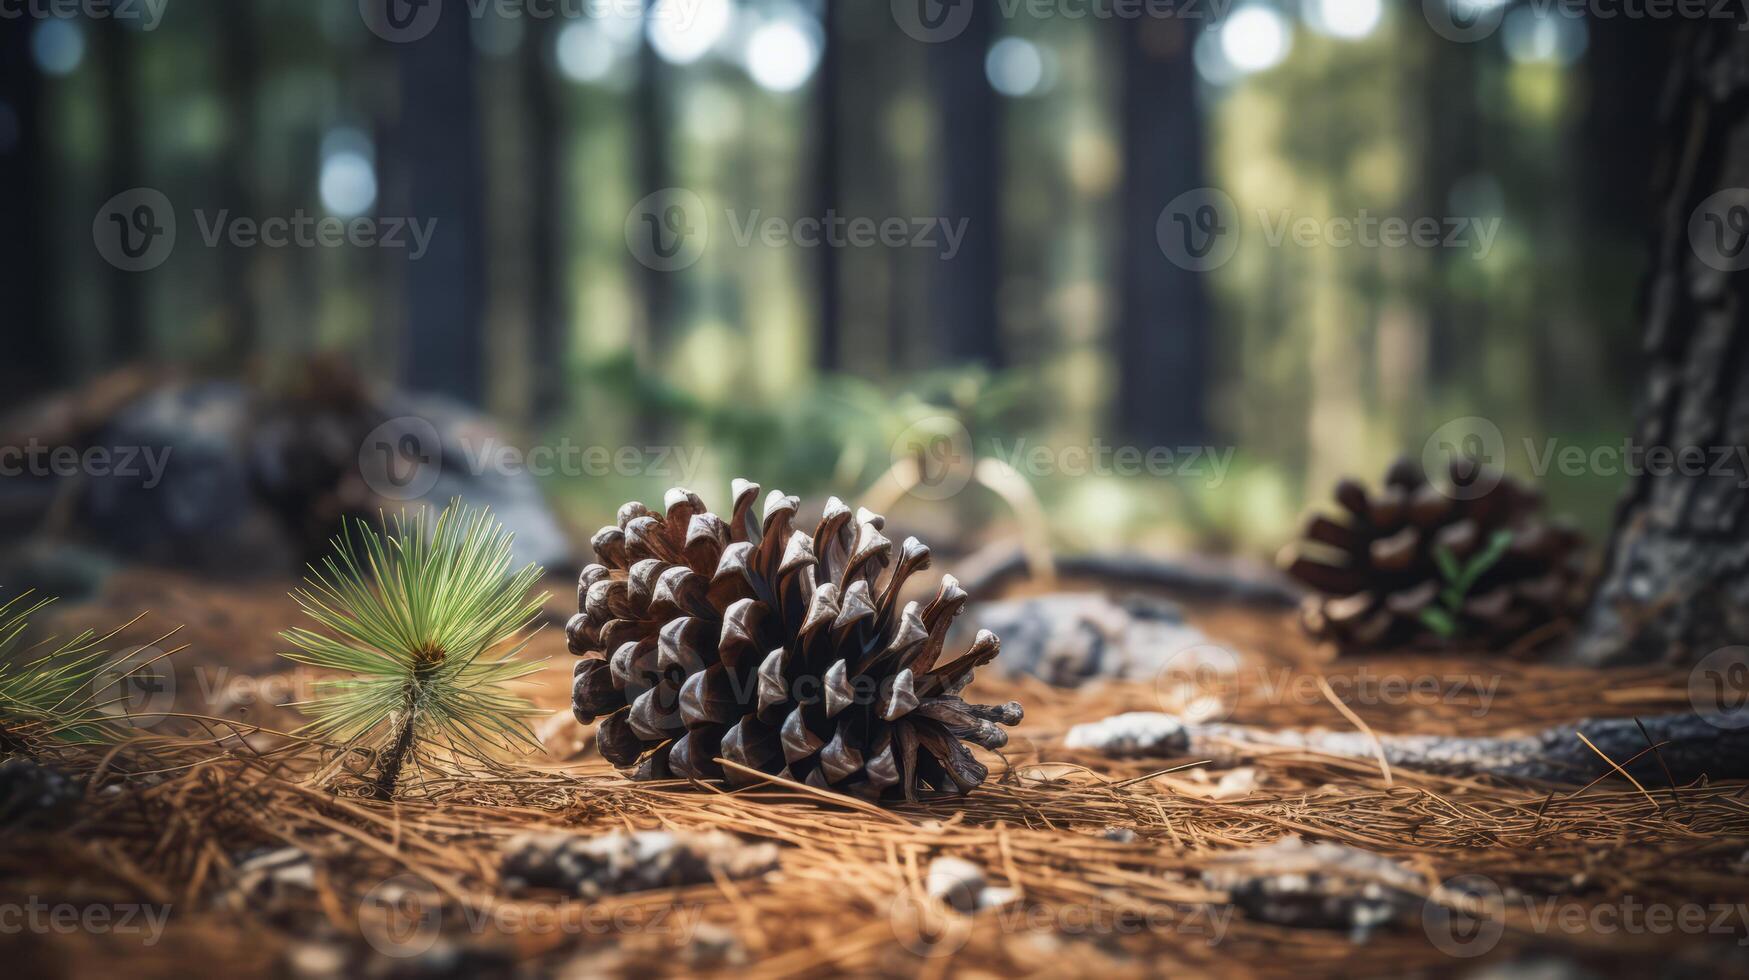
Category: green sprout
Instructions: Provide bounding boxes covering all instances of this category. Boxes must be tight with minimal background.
[0,593,167,751]
[280,501,550,800]
[1417,529,1515,639]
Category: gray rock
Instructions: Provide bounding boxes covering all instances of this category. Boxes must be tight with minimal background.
[972,592,1211,687]
[1064,712,1190,757]
[1201,836,1421,938]
[500,830,779,899]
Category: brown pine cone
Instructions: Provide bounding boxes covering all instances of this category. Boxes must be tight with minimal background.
[1280,457,1587,652]
[567,480,1023,802]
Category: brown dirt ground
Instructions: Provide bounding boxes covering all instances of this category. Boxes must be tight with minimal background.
[4,569,1747,978]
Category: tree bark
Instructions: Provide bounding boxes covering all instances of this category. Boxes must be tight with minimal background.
[394,11,486,405]
[1572,23,1749,666]
[1116,19,1207,447]
[0,14,53,402]
[928,0,1002,368]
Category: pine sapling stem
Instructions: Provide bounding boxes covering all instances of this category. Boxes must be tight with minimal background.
[371,693,418,801]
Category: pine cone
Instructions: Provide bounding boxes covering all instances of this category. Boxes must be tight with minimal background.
[1281,457,1586,652]
[567,481,1023,801]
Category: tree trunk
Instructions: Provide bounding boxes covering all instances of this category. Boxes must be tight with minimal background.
[0,14,53,402]
[522,19,565,424]
[928,0,1001,368]
[1572,23,1749,666]
[394,11,486,405]
[813,0,842,373]
[1116,19,1207,447]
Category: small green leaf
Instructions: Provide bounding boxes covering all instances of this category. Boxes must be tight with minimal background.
[1418,606,1458,638]
[1433,545,1462,586]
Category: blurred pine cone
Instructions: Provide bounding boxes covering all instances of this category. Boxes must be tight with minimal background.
[567,481,1023,801]
[1280,457,1587,652]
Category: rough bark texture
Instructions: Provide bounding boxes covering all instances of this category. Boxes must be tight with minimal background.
[1573,24,1749,666]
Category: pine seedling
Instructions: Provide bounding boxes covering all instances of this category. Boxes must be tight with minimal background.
[0,592,170,751]
[281,502,550,799]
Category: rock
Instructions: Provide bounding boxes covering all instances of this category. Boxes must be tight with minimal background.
[0,758,82,829]
[1063,712,1190,758]
[923,856,1015,912]
[500,830,779,899]
[924,857,987,913]
[233,846,316,903]
[15,364,576,577]
[971,592,1214,687]
[1200,836,1421,938]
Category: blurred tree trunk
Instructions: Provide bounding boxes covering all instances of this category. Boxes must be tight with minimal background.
[522,20,564,423]
[98,17,144,364]
[1574,23,1749,666]
[1116,19,1205,446]
[394,11,485,405]
[928,0,1001,368]
[0,16,54,400]
[813,0,842,373]
[217,0,258,370]
[635,41,673,369]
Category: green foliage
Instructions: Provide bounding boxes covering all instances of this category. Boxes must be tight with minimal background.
[1417,529,1515,639]
[0,593,143,747]
[280,502,550,773]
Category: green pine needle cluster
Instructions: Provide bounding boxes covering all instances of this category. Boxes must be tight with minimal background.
[281,502,550,790]
[0,592,148,748]
[1417,529,1516,639]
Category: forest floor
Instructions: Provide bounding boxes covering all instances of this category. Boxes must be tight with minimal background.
[5,568,1748,978]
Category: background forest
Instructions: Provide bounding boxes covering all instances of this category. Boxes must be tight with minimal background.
[0,0,1665,559]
